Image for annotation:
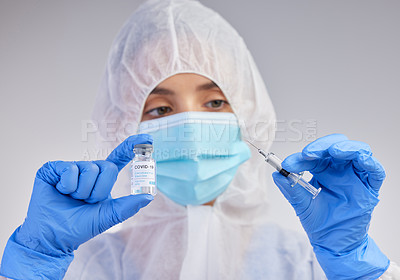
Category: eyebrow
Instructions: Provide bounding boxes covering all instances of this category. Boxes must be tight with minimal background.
[150,81,220,95]
[196,81,219,91]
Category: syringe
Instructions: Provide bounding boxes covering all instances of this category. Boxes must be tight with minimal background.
[246,141,321,199]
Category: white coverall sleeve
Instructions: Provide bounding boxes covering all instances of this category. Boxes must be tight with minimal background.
[1,264,399,280]
[377,262,400,280]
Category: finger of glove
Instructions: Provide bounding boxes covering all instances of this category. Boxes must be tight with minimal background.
[328,140,372,160]
[54,161,79,194]
[282,152,319,174]
[70,161,100,200]
[36,161,61,185]
[302,133,349,159]
[103,194,153,229]
[85,160,118,203]
[106,134,153,172]
[327,140,372,170]
[353,153,386,194]
[272,172,311,216]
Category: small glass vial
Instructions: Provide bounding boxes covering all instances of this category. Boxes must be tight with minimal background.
[131,144,157,196]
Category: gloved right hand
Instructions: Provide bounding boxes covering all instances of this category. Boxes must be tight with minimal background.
[272,134,389,279]
[0,134,153,280]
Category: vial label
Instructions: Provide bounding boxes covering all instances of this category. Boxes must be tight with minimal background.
[131,161,156,195]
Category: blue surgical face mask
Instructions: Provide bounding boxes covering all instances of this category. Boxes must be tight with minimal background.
[137,111,251,206]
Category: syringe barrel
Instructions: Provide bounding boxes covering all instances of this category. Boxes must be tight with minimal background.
[264,150,322,199]
[265,153,283,172]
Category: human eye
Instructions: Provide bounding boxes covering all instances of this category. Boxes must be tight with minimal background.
[204,100,229,109]
[146,106,172,117]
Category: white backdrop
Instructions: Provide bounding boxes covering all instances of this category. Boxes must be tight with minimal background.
[1,0,399,264]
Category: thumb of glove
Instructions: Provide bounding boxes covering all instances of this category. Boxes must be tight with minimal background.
[98,194,154,234]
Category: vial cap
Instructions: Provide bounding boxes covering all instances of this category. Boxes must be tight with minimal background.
[134,144,153,152]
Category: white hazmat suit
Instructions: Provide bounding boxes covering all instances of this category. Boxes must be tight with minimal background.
[60,0,399,279]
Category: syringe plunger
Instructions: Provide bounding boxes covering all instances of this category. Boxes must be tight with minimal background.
[265,153,290,177]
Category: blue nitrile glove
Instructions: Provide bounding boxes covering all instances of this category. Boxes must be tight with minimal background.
[272,134,390,280]
[0,134,153,280]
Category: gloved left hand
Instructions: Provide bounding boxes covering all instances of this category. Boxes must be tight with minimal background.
[272,133,390,280]
[0,134,153,280]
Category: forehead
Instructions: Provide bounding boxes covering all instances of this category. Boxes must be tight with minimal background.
[149,73,222,97]
[155,73,217,88]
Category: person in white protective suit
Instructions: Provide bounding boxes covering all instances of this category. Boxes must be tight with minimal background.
[1,0,399,279]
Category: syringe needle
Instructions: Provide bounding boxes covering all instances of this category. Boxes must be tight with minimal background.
[245,140,268,158]
[245,139,258,150]
[245,139,321,199]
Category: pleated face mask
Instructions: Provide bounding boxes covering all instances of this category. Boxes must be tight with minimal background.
[137,111,251,206]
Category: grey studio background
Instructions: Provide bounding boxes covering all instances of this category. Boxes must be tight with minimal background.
[1,0,399,265]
